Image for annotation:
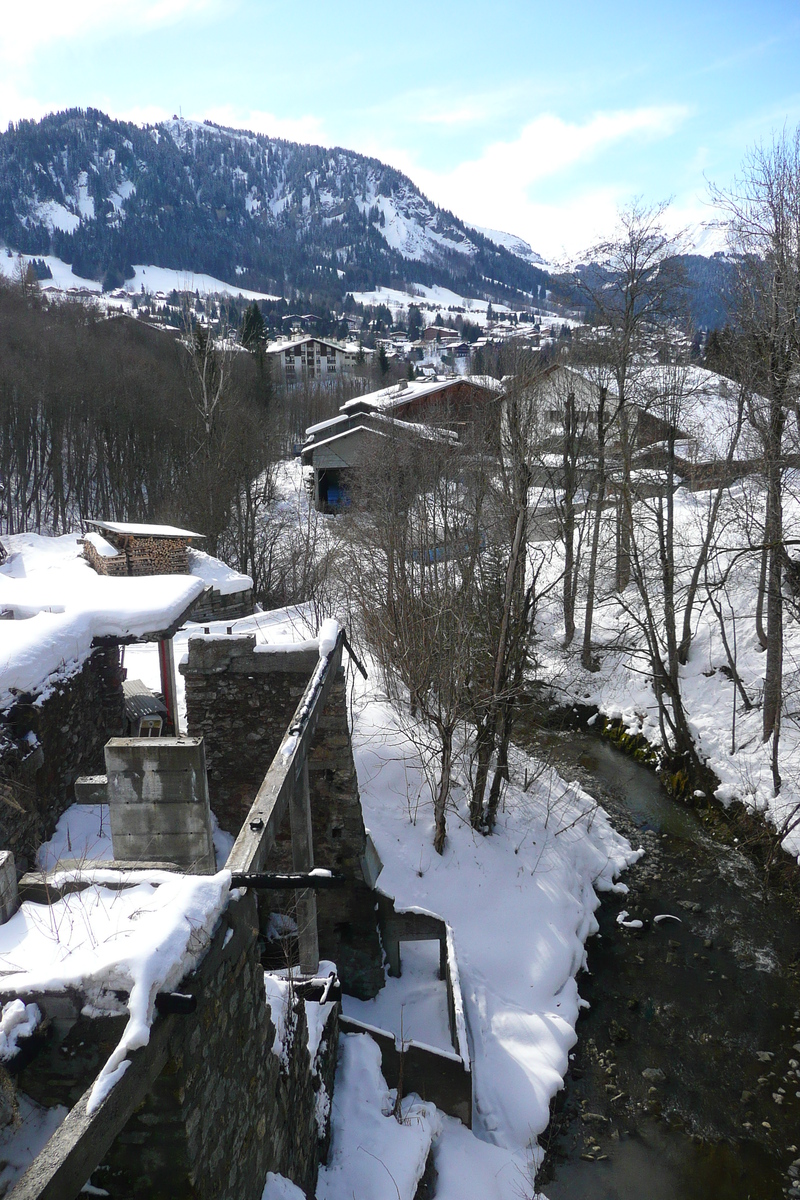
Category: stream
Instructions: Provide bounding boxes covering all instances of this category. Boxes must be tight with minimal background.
[516,726,800,1200]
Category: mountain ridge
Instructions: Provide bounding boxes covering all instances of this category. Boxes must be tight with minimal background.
[0,108,553,305]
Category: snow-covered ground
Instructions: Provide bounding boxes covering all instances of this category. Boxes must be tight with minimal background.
[470,225,548,266]
[341,939,452,1053]
[313,1033,527,1200]
[534,476,800,863]
[350,283,512,323]
[0,250,278,302]
[35,802,234,874]
[349,678,640,1158]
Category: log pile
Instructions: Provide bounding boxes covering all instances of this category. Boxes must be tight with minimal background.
[123,536,189,575]
[82,535,128,577]
[83,529,191,576]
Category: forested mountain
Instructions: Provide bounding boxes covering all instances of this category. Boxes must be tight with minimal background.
[554,252,735,331]
[673,253,735,329]
[0,108,553,305]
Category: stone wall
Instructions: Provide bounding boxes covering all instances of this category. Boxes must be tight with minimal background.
[0,646,125,871]
[180,635,384,998]
[13,891,338,1200]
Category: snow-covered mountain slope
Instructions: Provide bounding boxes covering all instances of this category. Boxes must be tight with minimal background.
[470,224,548,266]
[679,220,730,258]
[0,109,552,303]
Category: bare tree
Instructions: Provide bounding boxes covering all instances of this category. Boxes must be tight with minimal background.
[345,427,483,853]
[573,201,687,657]
[712,126,800,789]
[179,305,273,556]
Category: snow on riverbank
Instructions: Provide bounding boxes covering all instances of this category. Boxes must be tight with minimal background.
[316,1033,531,1200]
[348,674,641,1162]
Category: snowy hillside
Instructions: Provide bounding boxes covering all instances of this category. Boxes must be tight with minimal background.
[471,224,548,265]
[0,109,552,304]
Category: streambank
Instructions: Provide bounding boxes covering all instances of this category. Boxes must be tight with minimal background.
[514,723,800,1200]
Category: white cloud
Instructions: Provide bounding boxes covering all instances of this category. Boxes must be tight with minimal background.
[198,105,326,145]
[371,106,690,259]
[0,81,53,131]
[0,0,221,63]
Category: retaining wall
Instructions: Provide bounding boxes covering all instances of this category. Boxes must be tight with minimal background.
[12,890,338,1200]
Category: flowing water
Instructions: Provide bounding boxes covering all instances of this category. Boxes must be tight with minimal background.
[516,727,800,1200]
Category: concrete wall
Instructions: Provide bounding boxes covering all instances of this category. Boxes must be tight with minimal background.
[104,738,216,873]
[339,1018,471,1128]
[180,635,384,998]
[0,646,125,872]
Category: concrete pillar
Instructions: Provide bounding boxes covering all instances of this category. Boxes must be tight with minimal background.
[0,852,18,924]
[74,775,108,804]
[104,737,216,873]
[289,759,319,975]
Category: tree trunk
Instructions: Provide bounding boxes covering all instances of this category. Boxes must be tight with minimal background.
[562,389,577,646]
[486,704,513,831]
[755,542,769,650]
[582,389,607,670]
[763,459,784,740]
[433,726,452,855]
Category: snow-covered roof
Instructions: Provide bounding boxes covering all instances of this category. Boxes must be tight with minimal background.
[340,374,504,415]
[187,548,252,596]
[305,412,352,438]
[551,364,763,464]
[86,520,205,540]
[305,413,460,458]
[264,336,346,356]
[0,534,206,707]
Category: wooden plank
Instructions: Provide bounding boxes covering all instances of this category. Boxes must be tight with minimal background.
[226,635,344,875]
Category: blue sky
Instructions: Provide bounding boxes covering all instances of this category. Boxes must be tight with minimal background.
[1,0,799,257]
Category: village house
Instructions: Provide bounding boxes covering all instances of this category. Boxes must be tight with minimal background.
[531,362,768,491]
[422,324,460,343]
[301,374,504,510]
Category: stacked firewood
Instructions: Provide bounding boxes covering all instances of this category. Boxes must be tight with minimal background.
[83,533,190,576]
[82,538,128,576]
[124,537,189,575]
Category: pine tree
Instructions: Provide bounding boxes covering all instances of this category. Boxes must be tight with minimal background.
[240,301,266,349]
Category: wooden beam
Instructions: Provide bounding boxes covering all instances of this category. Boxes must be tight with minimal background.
[158,638,180,734]
[289,758,318,975]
